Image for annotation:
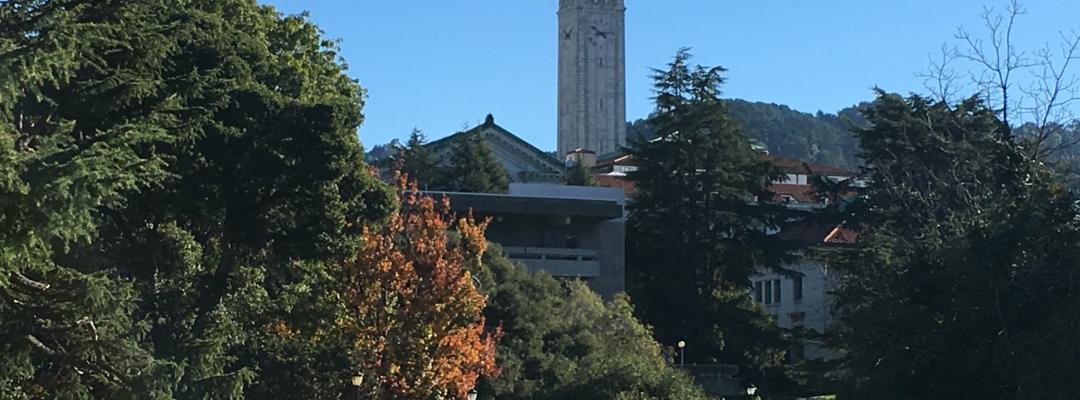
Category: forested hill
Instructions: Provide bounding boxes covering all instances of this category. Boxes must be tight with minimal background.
[629,99,869,169]
[370,99,871,168]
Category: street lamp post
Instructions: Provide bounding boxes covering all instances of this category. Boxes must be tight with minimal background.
[676,340,686,366]
[746,384,758,399]
[351,374,364,400]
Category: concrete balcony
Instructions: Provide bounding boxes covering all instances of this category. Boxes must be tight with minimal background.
[502,246,600,278]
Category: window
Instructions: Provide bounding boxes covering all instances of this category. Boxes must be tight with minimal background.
[764,280,773,305]
[565,234,580,249]
[794,276,803,301]
[754,281,763,303]
[773,279,781,304]
[787,344,805,364]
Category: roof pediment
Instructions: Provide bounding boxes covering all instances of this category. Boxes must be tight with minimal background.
[428,116,566,179]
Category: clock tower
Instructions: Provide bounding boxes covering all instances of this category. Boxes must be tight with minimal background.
[557,0,626,158]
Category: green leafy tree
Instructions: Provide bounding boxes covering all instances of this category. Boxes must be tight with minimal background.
[564,160,595,186]
[440,132,511,193]
[832,91,1080,399]
[393,128,440,188]
[475,248,706,400]
[625,49,795,391]
[2,1,396,398]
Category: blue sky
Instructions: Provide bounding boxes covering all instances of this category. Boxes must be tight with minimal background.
[260,1,1080,151]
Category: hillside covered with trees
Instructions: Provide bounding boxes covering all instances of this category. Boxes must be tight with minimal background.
[629,100,869,169]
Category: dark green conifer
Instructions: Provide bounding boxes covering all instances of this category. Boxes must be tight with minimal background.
[393,128,440,188]
[832,91,1080,399]
[1,1,395,398]
[626,49,796,390]
[564,160,595,186]
[442,132,511,193]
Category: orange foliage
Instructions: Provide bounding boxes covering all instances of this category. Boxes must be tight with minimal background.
[341,176,500,399]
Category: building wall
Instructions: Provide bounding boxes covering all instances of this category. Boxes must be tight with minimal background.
[751,259,840,362]
[510,183,626,207]
[557,0,627,157]
[507,184,626,297]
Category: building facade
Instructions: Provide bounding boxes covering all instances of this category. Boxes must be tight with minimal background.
[557,0,627,157]
[432,184,626,298]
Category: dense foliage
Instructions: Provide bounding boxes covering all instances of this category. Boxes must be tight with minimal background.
[476,248,706,400]
[438,132,511,193]
[339,180,499,399]
[832,91,1080,399]
[393,129,441,189]
[563,160,595,186]
[0,0,410,397]
[625,49,796,390]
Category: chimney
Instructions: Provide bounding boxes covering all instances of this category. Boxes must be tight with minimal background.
[565,148,597,167]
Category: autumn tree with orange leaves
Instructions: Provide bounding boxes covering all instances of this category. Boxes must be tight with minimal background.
[340,177,500,399]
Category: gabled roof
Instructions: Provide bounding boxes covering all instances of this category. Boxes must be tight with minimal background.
[427,114,566,175]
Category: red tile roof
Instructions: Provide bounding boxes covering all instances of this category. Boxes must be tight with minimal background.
[767,184,821,204]
[590,154,855,207]
[593,174,637,195]
[778,221,859,246]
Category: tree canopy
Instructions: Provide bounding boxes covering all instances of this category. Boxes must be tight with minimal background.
[1,0,399,397]
[438,132,511,193]
[476,248,706,400]
[393,128,441,189]
[625,49,796,390]
[832,91,1080,399]
[564,160,595,186]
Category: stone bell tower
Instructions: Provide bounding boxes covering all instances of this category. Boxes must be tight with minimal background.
[557,0,627,157]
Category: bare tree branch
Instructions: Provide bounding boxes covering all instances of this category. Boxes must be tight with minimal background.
[1020,29,1080,158]
[925,1,1080,159]
[14,272,50,291]
[918,44,964,103]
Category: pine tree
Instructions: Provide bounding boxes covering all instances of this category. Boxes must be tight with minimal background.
[832,91,1080,399]
[1,1,181,397]
[2,1,397,398]
[626,49,795,390]
[564,160,595,186]
[393,128,440,188]
[441,132,511,193]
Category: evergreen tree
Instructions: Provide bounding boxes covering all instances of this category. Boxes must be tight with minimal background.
[564,160,595,186]
[2,1,396,398]
[833,91,1080,399]
[441,132,511,193]
[626,49,795,391]
[393,128,440,188]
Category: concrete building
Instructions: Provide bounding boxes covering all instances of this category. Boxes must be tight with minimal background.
[430,184,626,298]
[557,0,627,157]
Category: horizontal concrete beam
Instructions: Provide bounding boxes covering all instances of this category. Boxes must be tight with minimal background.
[427,191,622,220]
